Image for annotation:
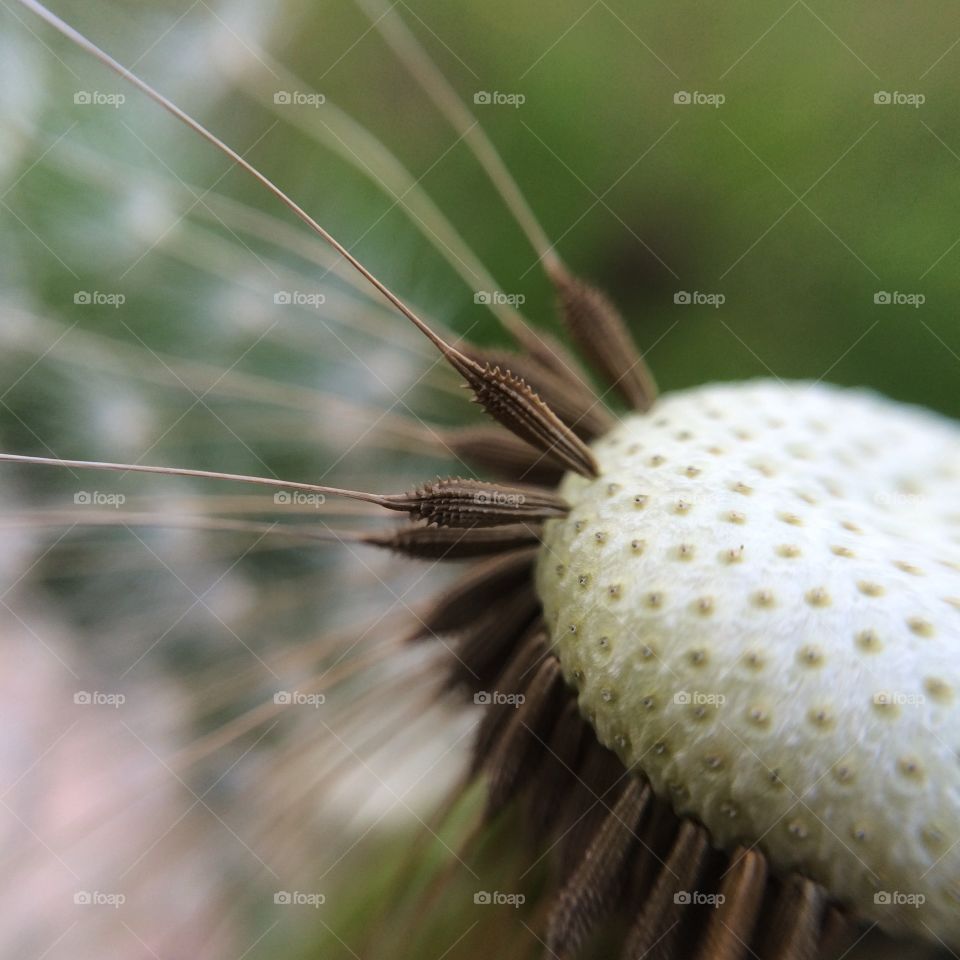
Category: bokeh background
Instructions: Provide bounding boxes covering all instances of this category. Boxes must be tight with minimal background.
[1,0,958,957]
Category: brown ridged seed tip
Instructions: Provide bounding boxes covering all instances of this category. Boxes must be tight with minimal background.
[446,351,599,478]
[389,477,569,528]
[550,266,657,412]
[466,346,615,441]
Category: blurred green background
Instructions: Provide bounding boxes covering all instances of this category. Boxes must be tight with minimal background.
[1,1,959,958]
[6,0,960,433]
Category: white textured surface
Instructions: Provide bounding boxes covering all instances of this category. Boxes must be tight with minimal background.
[536,380,960,946]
